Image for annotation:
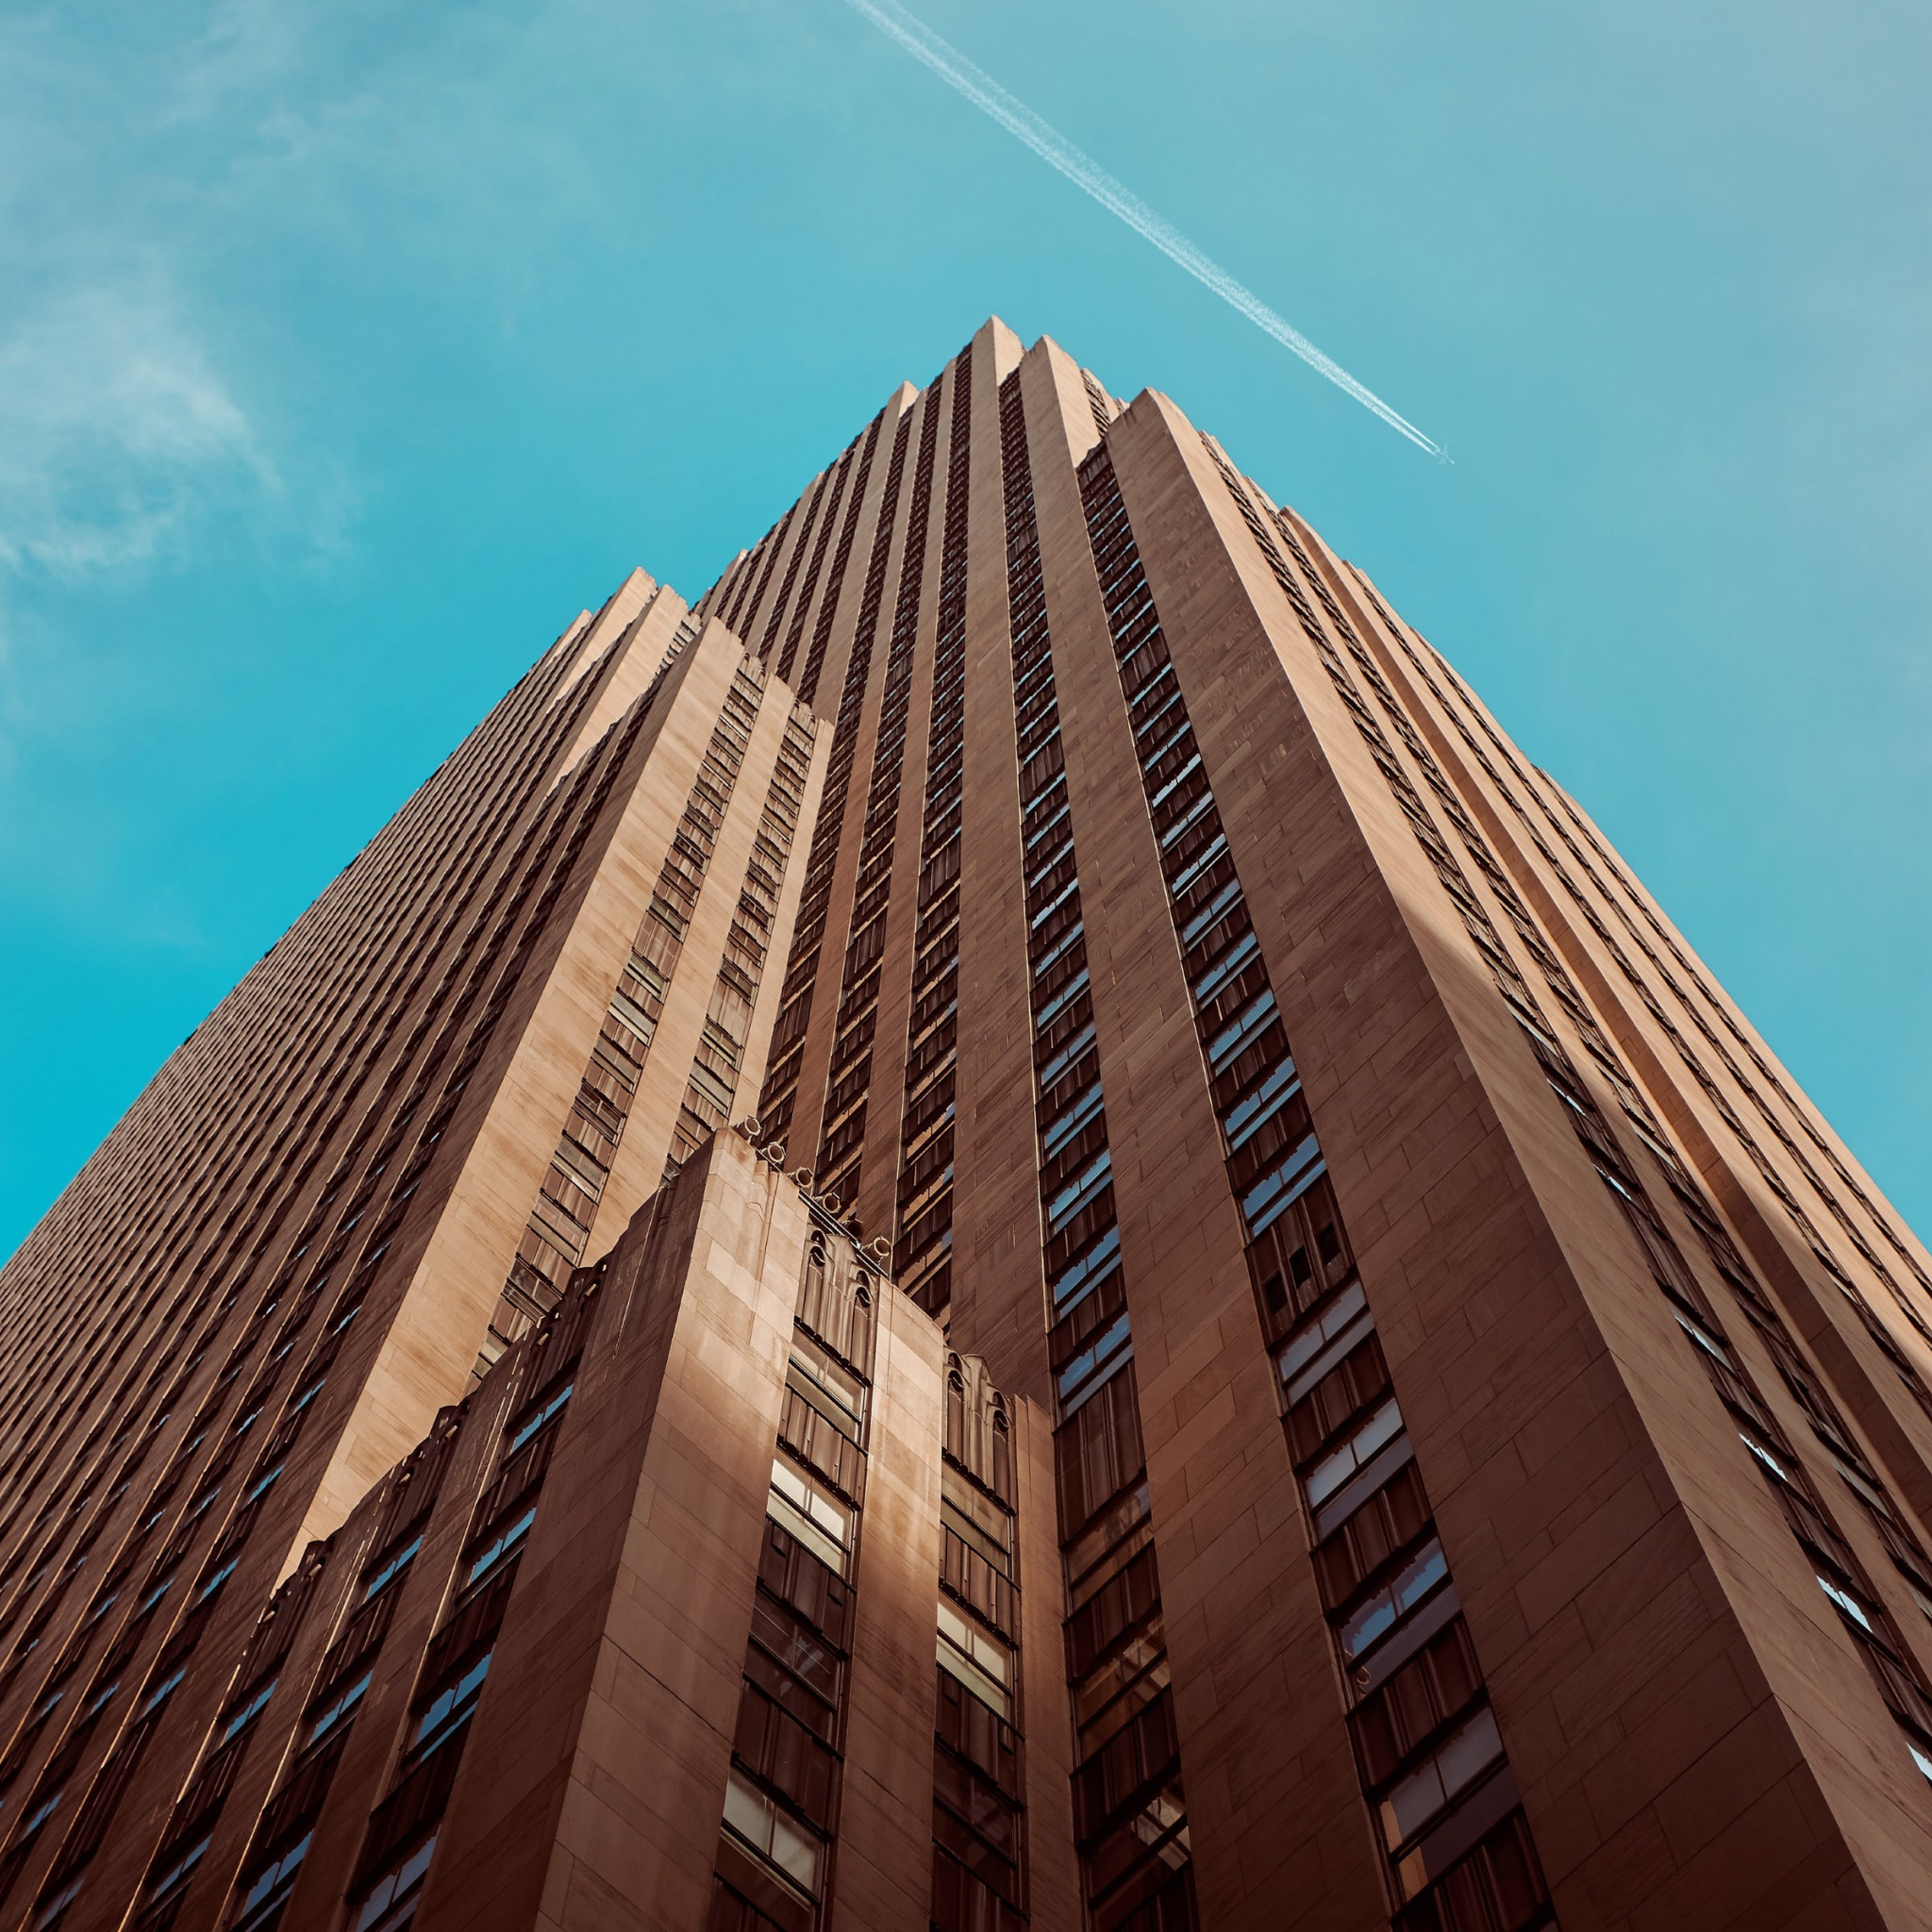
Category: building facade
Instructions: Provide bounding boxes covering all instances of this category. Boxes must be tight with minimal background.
[3,319,1932,1932]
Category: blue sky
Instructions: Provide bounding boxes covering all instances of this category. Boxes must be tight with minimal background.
[2,0,1927,1257]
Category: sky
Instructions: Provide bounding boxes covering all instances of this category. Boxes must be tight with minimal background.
[2,0,1928,1257]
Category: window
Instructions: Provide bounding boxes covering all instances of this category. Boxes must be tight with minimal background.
[1050,1227,1120,1318]
[1350,1619,1482,1780]
[1339,1538,1450,1662]
[243,1462,284,1506]
[749,1591,842,1708]
[932,1752,1024,1909]
[1224,1056,1301,1152]
[1378,1707,1504,1855]
[1041,1081,1104,1160]
[349,1831,437,1932]
[1672,1307,1730,1366]
[1195,941,1261,1015]
[28,1878,79,1930]
[937,1600,1012,1719]
[1180,875,1242,948]
[411,1650,491,1757]
[1029,876,1078,934]
[767,1456,852,1577]
[1276,1282,1371,1400]
[941,1468,1013,1580]
[1030,921,1083,988]
[1036,1022,1096,1095]
[1306,1397,1405,1508]
[220,1676,277,1743]
[465,1506,537,1588]
[1046,1149,1112,1236]
[507,1382,574,1457]
[1241,1132,1325,1236]
[786,1334,865,1443]
[721,1767,821,1899]
[139,1665,186,1719]
[195,1557,239,1606]
[1818,1572,1877,1634]
[735,1665,840,1829]
[1158,784,1214,852]
[1213,989,1274,1081]
[142,1831,211,1907]
[362,1536,422,1602]
[1739,1428,1791,1485]
[1058,1311,1133,1420]
[304,1669,370,1748]
[1034,967,1090,1036]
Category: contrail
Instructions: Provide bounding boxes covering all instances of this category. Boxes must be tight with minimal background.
[841,0,1447,460]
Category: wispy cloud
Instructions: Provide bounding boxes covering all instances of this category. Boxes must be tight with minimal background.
[0,283,274,582]
[842,0,1446,459]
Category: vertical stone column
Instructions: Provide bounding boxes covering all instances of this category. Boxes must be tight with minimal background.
[416,1134,804,1932]
[832,1283,945,1927]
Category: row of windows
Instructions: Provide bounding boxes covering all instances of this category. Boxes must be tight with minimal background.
[891,354,974,1321]
[242,1326,578,1932]
[666,714,816,1173]
[1081,443,1554,1932]
[996,371,1197,1932]
[1298,464,1932,1774]
[131,1390,473,1932]
[809,378,948,1212]
[1201,439,1932,1805]
[0,617,652,1579]
[755,411,913,1149]
[1079,370,1116,439]
[1414,602,1932,1430]
[752,417,876,690]
[711,1230,879,1932]
[720,499,798,643]
[341,1363,578,1932]
[774,430,863,691]
[794,416,886,709]
[931,1355,1025,1932]
[755,475,836,666]
[475,658,771,1374]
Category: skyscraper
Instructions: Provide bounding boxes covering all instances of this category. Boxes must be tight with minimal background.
[3,318,1931,1932]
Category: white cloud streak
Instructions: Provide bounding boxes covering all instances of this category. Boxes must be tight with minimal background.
[842,0,1446,459]
[0,287,274,582]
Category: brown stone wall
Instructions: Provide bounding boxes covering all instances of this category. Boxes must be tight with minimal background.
[425,1136,806,1932]
[1102,387,1931,1926]
[8,318,1932,1932]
